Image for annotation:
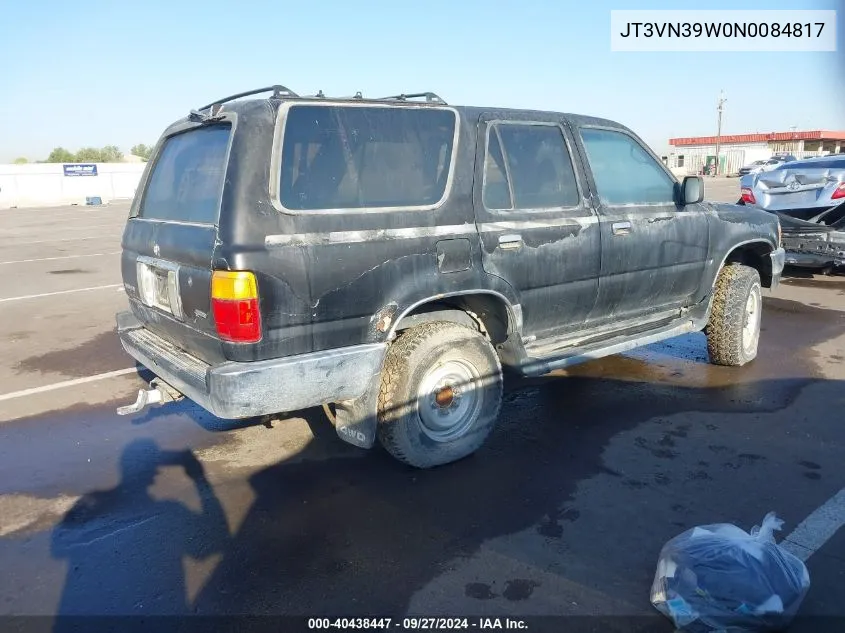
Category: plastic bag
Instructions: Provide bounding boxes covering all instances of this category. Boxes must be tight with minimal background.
[650,512,810,632]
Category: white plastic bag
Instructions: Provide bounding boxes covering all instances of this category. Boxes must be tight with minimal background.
[650,512,810,632]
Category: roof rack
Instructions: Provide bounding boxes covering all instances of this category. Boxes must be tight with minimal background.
[191,85,299,118]
[188,86,447,120]
[306,91,447,104]
[377,92,447,104]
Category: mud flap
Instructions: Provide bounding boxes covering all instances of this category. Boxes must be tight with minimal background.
[333,374,380,449]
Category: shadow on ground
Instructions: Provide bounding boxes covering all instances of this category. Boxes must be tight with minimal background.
[1,296,839,632]
[35,371,844,633]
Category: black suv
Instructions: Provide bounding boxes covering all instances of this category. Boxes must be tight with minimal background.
[116,85,785,469]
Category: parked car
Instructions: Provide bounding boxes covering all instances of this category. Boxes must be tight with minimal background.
[737,159,767,176]
[778,202,845,274]
[762,154,798,171]
[738,155,845,220]
[114,85,784,469]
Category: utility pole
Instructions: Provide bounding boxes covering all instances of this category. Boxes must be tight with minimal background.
[714,90,727,176]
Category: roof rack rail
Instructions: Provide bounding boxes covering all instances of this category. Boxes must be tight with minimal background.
[377,92,447,104]
[192,85,299,116]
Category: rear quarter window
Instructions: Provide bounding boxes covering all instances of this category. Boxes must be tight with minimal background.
[138,124,231,224]
[278,105,457,211]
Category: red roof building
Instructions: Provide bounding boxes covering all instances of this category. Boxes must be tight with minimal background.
[669,130,845,147]
[662,130,845,176]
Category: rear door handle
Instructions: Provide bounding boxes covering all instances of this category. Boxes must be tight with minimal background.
[611,221,632,236]
[498,234,523,250]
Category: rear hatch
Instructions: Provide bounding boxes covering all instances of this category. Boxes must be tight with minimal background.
[121,122,233,364]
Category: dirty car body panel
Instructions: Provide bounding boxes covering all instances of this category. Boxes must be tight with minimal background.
[115,87,785,452]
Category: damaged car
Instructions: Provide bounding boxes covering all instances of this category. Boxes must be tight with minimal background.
[778,203,845,274]
[738,155,845,221]
[114,85,785,469]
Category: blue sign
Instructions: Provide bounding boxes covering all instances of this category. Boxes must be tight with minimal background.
[63,164,98,177]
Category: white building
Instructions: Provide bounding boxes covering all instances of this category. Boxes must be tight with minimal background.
[0,162,147,209]
[661,130,845,177]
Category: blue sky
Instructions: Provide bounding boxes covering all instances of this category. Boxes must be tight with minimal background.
[1,0,843,162]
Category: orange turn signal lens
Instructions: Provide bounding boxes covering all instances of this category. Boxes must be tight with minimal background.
[211,271,262,343]
[211,271,258,301]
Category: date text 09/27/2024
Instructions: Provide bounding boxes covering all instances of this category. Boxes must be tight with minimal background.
[307,618,528,630]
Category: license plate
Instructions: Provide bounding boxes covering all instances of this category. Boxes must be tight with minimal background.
[152,270,171,310]
[136,258,182,319]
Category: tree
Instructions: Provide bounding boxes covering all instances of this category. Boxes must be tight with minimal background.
[13,157,28,164]
[131,144,153,161]
[100,145,123,163]
[74,147,103,162]
[45,147,76,163]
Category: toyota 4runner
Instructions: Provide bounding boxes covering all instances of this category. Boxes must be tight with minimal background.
[115,85,786,469]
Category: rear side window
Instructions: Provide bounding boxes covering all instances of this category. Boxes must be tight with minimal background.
[138,125,231,224]
[580,128,675,206]
[279,105,457,211]
[483,123,580,211]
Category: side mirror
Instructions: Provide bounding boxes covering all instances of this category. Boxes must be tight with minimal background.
[680,175,704,205]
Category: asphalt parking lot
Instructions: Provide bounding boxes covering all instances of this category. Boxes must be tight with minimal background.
[0,179,843,631]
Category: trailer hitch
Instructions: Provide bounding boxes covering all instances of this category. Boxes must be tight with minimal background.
[116,378,184,416]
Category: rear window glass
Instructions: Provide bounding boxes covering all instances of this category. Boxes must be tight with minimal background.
[138,125,231,224]
[279,105,456,210]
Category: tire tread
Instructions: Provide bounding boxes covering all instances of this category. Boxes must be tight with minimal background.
[377,321,502,468]
[705,263,761,367]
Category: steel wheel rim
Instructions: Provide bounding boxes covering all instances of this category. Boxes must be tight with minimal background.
[742,284,761,353]
[417,358,483,443]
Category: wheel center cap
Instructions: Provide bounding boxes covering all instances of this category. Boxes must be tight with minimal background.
[434,385,455,408]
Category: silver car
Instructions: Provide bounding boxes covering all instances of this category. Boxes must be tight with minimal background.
[737,159,768,176]
[738,155,845,220]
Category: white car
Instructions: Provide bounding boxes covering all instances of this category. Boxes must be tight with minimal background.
[738,155,798,177]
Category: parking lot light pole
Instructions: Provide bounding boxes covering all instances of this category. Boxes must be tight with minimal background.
[714,90,726,176]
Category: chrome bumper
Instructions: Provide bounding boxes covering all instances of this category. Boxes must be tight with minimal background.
[116,311,386,419]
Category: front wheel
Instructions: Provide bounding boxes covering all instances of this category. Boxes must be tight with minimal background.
[377,321,503,469]
[705,264,762,367]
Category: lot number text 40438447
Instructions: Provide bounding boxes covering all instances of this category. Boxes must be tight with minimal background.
[307,617,529,630]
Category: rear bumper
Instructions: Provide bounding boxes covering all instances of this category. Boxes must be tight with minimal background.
[116,311,386,419]
[784,250,845,269]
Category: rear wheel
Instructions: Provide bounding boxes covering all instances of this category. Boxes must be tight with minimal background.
[705,264,762,367]
[377,321,503,469]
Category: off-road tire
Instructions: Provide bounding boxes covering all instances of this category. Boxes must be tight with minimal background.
[705,264,762,367]
[377,321,503,469]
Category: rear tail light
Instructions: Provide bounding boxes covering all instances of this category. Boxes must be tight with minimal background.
[211,271,262,343]
[740,187,756,204]
[832,182,845,200]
